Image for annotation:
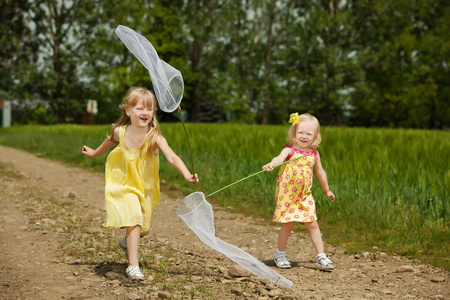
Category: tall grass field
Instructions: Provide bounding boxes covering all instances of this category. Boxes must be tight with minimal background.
[0,124,448,270]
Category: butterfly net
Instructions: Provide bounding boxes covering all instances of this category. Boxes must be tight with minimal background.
[176,192,294,288]
[115,25,183,113]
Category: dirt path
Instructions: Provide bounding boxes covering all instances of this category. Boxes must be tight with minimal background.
[0,145,448,300]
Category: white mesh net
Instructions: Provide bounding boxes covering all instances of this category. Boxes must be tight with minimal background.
[176,192,294,288]
[115,25,184,113]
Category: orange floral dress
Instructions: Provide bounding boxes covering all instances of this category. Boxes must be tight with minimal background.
[273,145,317,223]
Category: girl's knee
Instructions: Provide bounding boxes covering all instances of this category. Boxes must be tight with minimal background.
[304,221,319,230]
[282,222,294,230]
[126,225,142,232]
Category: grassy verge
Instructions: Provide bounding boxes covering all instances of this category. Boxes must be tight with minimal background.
[0,124,448,270]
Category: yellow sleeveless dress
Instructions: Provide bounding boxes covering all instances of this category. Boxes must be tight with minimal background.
[103,125,160,236]
[273,145,317,223]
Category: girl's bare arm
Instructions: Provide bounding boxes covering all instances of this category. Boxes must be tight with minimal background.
[262,148,291,172]
[157,136,199,185]
[82,128,119,157]
[314,152,335,201]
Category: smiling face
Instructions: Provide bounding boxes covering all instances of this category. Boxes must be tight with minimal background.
[294,120,318,151]
[126,97,154,128]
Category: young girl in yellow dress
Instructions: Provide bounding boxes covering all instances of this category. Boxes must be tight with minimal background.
[263,113,335,270]
[82,87,198,280]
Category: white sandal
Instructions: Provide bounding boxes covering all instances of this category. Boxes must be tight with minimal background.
[126,266,144,280]
[274,252,291,269]
[315,254,334,269]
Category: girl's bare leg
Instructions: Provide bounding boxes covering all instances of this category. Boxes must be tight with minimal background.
[126,225,141,266]
[277,222,294,251]
[304,221,324,254]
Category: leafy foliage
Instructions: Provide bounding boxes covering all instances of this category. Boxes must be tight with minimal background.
[2,0,449,128]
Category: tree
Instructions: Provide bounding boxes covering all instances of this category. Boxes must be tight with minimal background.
[0,0,38,100]
[81,0,190,123]
[29,0,98,123]
[269,0,359,126]
[349,0,449,128]
[174,0,229,122]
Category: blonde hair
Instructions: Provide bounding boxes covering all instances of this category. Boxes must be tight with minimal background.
[109,86,162,156]
[287,113,322,149]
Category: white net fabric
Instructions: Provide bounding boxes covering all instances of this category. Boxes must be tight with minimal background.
[115,25,183,113]
[176,192,294,288]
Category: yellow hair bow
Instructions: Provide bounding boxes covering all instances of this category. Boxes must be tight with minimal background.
[289,113,299,126]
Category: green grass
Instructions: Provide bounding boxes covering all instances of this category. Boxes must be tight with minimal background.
[0,123,448,270]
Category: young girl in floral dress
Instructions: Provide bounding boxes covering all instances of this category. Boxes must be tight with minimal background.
[263,113,335,270]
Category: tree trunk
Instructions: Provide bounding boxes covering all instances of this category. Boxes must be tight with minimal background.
[260,1,275,125]
[188,36,203,122]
